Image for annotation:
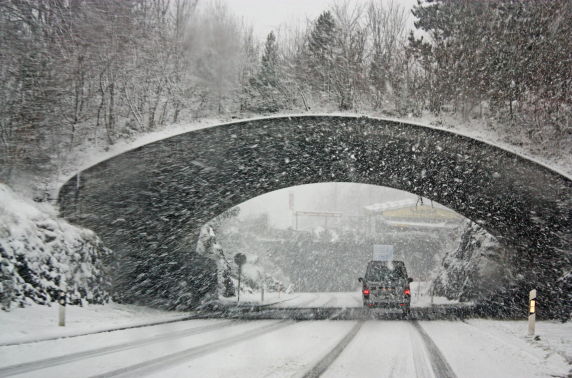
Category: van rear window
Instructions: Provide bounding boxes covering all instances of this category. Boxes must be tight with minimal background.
[365,265,406,281]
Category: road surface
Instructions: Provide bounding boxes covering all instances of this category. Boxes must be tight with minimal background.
[0,292,564,378]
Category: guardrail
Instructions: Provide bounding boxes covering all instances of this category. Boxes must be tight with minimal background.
[198,303,476,321]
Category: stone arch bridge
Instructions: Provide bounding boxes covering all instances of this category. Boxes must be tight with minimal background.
[58,116,572,310]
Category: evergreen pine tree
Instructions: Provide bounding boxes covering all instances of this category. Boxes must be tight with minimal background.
[260,31,279,87]
[305,11,337,94]
[247,31,287,112]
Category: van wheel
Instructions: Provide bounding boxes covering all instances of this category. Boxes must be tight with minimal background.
[402,305,411,319]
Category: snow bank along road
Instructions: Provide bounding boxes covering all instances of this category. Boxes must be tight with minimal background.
[1,318,568,377]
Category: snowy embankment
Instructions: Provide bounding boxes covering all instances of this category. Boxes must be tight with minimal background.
[420,319,572,377]
[0,302,192,346]
[44,118,225,197]
[465,319,572,368]
[44,112,571,199]
[0,184,110,309]
[383,112,572,180]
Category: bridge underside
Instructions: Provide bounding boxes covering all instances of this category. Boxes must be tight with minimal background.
[58,116,572,310]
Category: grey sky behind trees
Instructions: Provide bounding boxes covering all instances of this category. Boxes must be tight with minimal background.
[223,0,418,41]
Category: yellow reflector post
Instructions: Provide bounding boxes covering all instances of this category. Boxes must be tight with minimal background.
[530,300,536,314]
[528,289,536,336]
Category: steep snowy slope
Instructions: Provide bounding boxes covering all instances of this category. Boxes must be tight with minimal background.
[432,220,510,302]
[0,184,110,310]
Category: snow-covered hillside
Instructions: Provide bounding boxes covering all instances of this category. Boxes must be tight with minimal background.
[432,220,510,302]
[0,184,111,310]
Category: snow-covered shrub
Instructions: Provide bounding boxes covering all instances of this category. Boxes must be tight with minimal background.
[0,184,111,310]
[197,223,284,298]
[432,220,511,302]
[196,224,235,298]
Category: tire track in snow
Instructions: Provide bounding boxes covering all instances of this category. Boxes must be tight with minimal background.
[301,321,364,378]
[0,320,237,377]
[411,321,457,378]
[322,294,338,308]
[351,292,362,305]
[409,322,435,378]
[88,320,295,378]
[272,293,321,308]
[297,293,324,307]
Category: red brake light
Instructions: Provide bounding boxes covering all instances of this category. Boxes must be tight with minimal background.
[404,288,411,295]
[363,289,370,295]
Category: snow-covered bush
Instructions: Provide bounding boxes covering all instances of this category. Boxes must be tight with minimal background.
[196,221,285,298]
[0,184,111,310]
[196,224,235,298]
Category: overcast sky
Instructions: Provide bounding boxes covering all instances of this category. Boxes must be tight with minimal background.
[238,183,417,229]
[223,0,419,41]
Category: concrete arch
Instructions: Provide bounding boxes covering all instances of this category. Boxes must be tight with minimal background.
[58,116,572,306]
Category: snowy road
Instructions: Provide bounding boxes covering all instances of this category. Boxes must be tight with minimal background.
[214,290,471,321]
[2,314,569,377]
[264,292,361,308]
[219,285,462,309]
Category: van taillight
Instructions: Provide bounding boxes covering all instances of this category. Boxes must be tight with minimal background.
[404,288,410,295]
[363,288,370,295]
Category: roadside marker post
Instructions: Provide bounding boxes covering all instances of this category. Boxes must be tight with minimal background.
[528,289,536,336]
[259,273,265,302]
[58,281,67,327]
[237,265,242,302]
[430,286,434,305]
[234,254,246,302]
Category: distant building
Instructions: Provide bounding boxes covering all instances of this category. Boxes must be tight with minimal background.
[362,199,463,235]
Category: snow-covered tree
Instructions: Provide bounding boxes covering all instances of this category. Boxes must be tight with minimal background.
[246,31,289,112]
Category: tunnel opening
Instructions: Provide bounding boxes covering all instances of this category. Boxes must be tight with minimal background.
[192,183,516,318]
